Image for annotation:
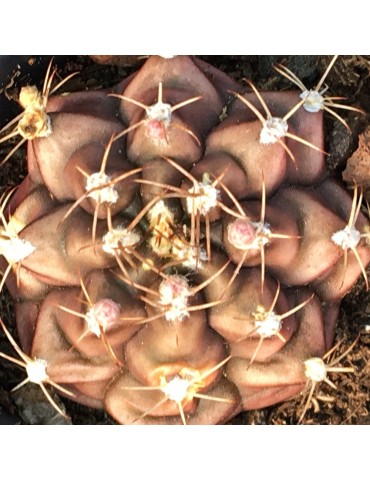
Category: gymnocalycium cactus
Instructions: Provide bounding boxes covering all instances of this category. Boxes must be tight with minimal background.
[0,55,368,425]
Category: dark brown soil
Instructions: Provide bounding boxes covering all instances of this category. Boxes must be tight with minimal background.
[0,55,369,425]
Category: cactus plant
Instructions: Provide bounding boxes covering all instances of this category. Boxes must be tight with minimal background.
[0,55,368,425]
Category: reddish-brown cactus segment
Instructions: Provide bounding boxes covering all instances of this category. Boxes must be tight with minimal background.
[226,290,327,410]
[7,177,56,228]
[18,204,117,286]
[114,55,237,167]
[228,90,325,185]
[27,291,121,408]
[312,179,370,301]
[46,90,121,119]
[206,119,287,198]
[266,187,346,285]
[104,369,241,425]
[30,114,125,198]
[63,141,141,221]
[53,270,145,361]
[222,198,300,271]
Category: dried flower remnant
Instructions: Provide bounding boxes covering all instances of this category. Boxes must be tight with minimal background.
[0,60,77,164]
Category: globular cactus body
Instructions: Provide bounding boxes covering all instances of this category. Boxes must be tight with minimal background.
[0,55,368,424]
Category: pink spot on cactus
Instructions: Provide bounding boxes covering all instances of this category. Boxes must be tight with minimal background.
[146,119,166,141]
[159,275,190,322]
[228,218,257,250]
[92,298,120,329]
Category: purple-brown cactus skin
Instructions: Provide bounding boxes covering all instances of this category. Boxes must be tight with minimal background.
[0,55,369,425]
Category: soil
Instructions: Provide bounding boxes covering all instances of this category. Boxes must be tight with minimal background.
[0,55,369,425]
